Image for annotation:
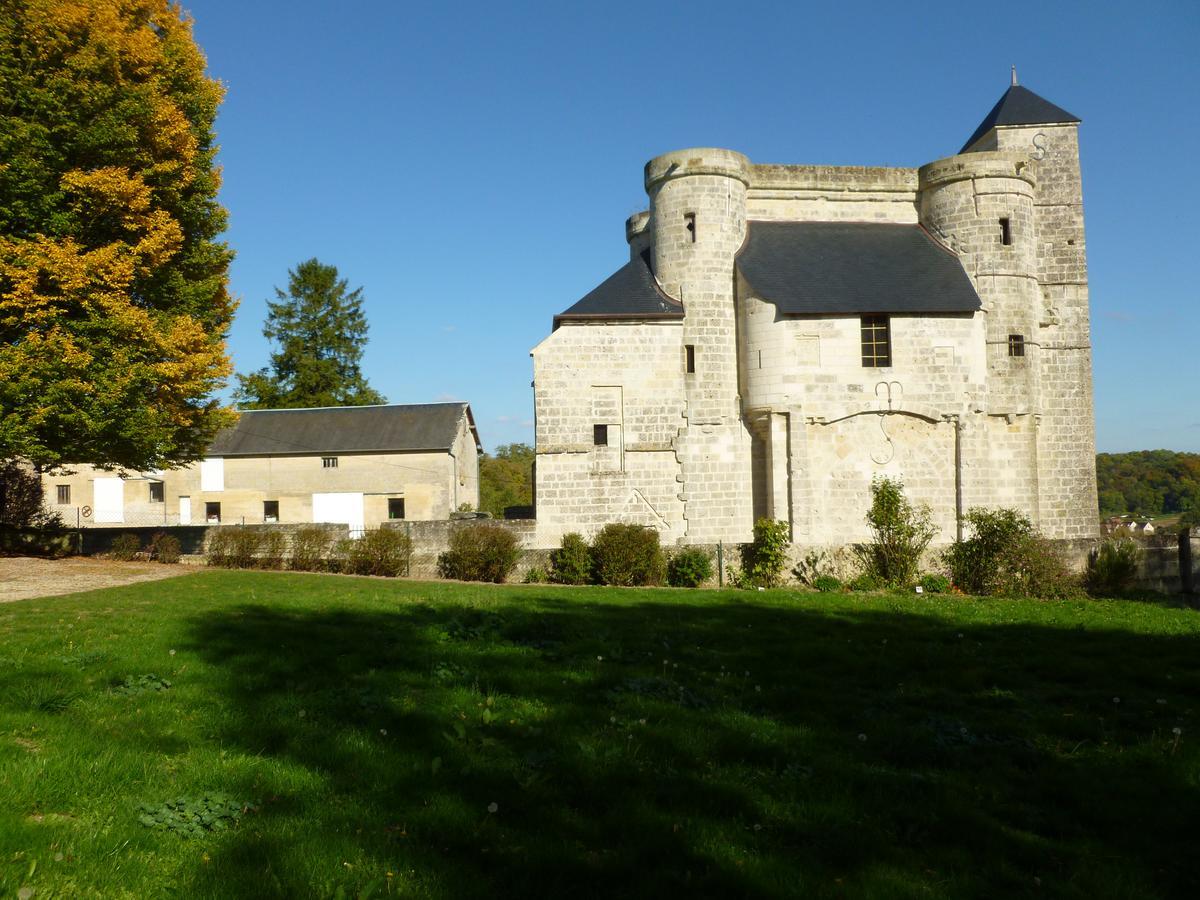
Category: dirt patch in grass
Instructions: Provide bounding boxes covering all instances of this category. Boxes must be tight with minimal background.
[0,556,194,603]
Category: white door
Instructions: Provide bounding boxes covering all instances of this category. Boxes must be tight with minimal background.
[311,492,365,537]
[94,478,125,523]
[179,496,191,525]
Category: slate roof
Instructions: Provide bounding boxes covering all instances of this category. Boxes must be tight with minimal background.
[208,403,480,457]
[961,85,1080,153]
[554,249,682,326]
[736,221,982,315]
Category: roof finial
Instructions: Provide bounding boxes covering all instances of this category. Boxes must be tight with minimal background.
[1011,65,1018,87]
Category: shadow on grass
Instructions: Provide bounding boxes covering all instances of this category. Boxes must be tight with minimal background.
[184,593,1200,899]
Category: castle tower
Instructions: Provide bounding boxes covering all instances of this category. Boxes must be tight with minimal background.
[964,79,1097,539]
[919,151,1043,520]
[645,149,754,542]
[917,77,1097,537]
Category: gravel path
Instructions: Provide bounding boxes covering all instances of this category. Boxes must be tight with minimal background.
[0,556,196,603]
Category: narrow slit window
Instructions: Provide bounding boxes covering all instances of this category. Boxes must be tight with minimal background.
[1008,334,1026,357]
[593,424,609,446]
[860,315,891,367]
[388,498,406,520]
[322,456,338,468]
[149,482,164,503]
[999,217,1012,246]
[263,500,279,523]
[56,484,70,505]
[684,212,696,243]
[685,344,695,373]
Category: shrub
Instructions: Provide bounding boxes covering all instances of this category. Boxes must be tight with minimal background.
[945,507,1082,599]
[148,532,181,564]
[344,529,413,577]
[226,528,263,569]
[945,507,1033,595]
[110,533,142,561]
[258,531,287,570]
[848,572,882,592]
[814,574,842,593]
[590,523,665,587]
[667,548,713,588]
[856,477,936,589]
[290,526,333,572]
[204,528,232,567]
[739,518,790,588]
[1085,537,1141,596]
[437,523,521,583]
[919,573,951,594]
[522,565,548,584]
[550,533,592,585]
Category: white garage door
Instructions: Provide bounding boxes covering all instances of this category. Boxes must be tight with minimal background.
[94,478,125,523]
[311,492,365,537]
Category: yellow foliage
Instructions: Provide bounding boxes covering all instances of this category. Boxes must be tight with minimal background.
[0,0,237,468]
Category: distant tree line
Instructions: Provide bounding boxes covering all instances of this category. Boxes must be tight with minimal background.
[478,443,534,518]
[1096,451,1200,518]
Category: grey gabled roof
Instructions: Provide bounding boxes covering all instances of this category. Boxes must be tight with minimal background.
[554,249,682,326]
[208,402,480,457]
[736,221,982,315]
[961,85,1080,152]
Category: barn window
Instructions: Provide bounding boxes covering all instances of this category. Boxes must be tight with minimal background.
[1008,334,1026,357]
[860,315,892,367]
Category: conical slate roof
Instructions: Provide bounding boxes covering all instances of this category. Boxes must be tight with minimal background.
[961,84,1080,153]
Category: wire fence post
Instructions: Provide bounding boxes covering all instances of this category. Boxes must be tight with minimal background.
[717,542,724,588]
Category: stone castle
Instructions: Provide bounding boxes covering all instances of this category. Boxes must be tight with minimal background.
[531,77,1098,548]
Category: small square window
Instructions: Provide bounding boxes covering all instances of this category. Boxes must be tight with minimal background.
[263,500,279,523]
[56,484,70,505]
[1008,334,1026,357]
[149,482,164,503]
[322,457,338,468]
[860,315,891,367]
[205,502,221,523]
[388,498,406,520]
[593,424,609,446]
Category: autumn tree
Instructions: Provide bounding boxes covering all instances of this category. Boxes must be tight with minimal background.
[234,258,386,409]
[0,0,236,472]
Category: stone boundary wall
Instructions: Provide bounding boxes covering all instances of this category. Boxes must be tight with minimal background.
[47,522,1200,596]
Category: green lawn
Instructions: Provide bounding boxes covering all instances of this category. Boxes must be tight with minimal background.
[1,571,1198,899]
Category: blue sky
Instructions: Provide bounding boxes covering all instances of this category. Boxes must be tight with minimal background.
[188,0,1200,454]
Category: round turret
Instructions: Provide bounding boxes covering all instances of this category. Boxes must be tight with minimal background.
[919,150,1041,411]
[644,148,750,301]
[625,210,651,261]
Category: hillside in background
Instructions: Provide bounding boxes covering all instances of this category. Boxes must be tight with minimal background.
[1096,450,1200,518]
